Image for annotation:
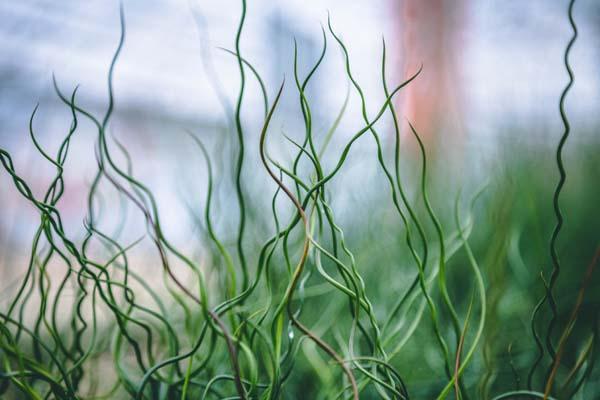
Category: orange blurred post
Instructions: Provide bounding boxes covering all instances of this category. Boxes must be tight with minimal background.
[394,0,466,154]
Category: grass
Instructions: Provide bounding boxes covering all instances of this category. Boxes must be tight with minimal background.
[1,0,599,398]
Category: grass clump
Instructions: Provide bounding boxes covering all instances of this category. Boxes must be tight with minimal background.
[1,0,598,399]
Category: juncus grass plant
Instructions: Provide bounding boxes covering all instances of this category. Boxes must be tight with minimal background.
[1,0,598,398]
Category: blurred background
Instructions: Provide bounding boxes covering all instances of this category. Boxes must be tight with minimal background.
[1,0,599,397]
[1,0,599,243]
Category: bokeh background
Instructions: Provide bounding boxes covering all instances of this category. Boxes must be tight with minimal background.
[1,0,599,244]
